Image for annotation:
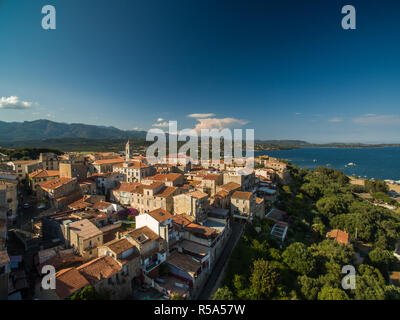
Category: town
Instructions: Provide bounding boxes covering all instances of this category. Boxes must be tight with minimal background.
[0,141,291,300]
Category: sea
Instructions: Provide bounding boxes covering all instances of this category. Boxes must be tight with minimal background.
[254,147,400,181]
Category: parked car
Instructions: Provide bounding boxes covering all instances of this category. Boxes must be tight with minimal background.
[23,203,31,209]
[37,204,47,210]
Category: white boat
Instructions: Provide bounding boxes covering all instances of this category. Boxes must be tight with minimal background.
[347,162,356,166]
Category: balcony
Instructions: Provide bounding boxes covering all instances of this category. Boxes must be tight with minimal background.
[143,251,167,273]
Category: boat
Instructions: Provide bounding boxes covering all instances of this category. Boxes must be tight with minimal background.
[347,162,356,166]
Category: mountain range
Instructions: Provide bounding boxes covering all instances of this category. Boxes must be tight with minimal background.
[0,119,147,142]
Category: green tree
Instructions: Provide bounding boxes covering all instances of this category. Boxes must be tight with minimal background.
[248,259,279,299]
[68,286,110,300]
[318,287,349,300]
[282,242,316,275]
[213,286,234,300]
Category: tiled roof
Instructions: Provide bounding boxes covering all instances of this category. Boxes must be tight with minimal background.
[146,173,182,183]
[127,226,160,243]
[103,238,135,255]
[92,201,112,210]
[326,229,350,244]
[55,268,90,299]
[68,219,102,239]
[94,158,124,165]
[113,182,141,193]
[113,160,149,168]
[29,169,59,179]
[167,251,201,276]
[188,190,208,199]
[156,186,177,198]
[186,223,217,239]
[77,255,121,285]
[148,208,173,223]
[219,182,241,192]
[231,191,253,200]
[39,177,75,190]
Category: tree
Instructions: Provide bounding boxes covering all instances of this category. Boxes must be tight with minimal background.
[318,287,349,300]
[282,242,316,275]
[213,286,234,300]
[364,179,389,194]
[368,247,396,274]
[354,265,385,300]
[68,286,110,300]
[384,285,400,300]
[248,259,279,299]
[297,275,320,300]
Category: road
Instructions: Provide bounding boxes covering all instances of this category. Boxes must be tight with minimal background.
[197,221,244,300]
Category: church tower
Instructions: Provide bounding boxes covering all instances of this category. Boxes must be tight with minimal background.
[125,140,130,164]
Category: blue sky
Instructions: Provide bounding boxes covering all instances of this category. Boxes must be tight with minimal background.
[1,0,400,143]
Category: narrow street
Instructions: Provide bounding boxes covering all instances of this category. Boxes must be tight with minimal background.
[197,221,244,300]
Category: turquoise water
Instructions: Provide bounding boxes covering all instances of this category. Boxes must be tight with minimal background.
[255,147,400,181]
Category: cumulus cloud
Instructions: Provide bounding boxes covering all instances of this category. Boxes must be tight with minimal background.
[328,117,343,123]
[152,121,170,128]
[193,117,248,133]
[353,114,400,125]
[0,96,33,109]
[187,113,216,118]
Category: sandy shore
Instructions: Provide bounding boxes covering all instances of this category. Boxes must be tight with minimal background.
[349,176,400,193]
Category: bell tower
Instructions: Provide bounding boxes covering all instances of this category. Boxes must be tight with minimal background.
[125,140,130,163]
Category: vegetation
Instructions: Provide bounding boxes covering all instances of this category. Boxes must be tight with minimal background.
[1,147,62,160]
[68,286,110,300]
[218,164,400,300]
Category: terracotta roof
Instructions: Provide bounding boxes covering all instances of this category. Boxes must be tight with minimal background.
[231,191,253,200]
[127,226,160,244]
[29,169,59,179]
[143,181,164,190]
[187,190,208,199]
[255,197,264,205]
[156,186,177,198]
[172,214,193,228]
[68,219,102,239]
[186,223,217,239]
[148,208,173,223]
[55,268,90,299]
[202,174,221,181]
[94,158,124,165]
[326,229,350,244]
[77,255,121,285]
[113,182,141,193]
[219,182,241,192]
[167,251,201,276]
[146,173,182,183]
[11,160,40,165]
[68,197,92,210]
[103,238,135,255]
[39,177,75,190]
[92,201,112,210]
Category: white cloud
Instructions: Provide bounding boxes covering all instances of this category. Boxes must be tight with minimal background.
[328,117,343,123]
[152,121,170,128]
[187,113,216,118]
[295,112,301,115]
[156,118,164,122]
[353,114,400,125]
[194,117,248,133]
[0,96,33,109]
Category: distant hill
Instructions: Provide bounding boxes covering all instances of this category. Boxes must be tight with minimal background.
[0,119,147,142]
